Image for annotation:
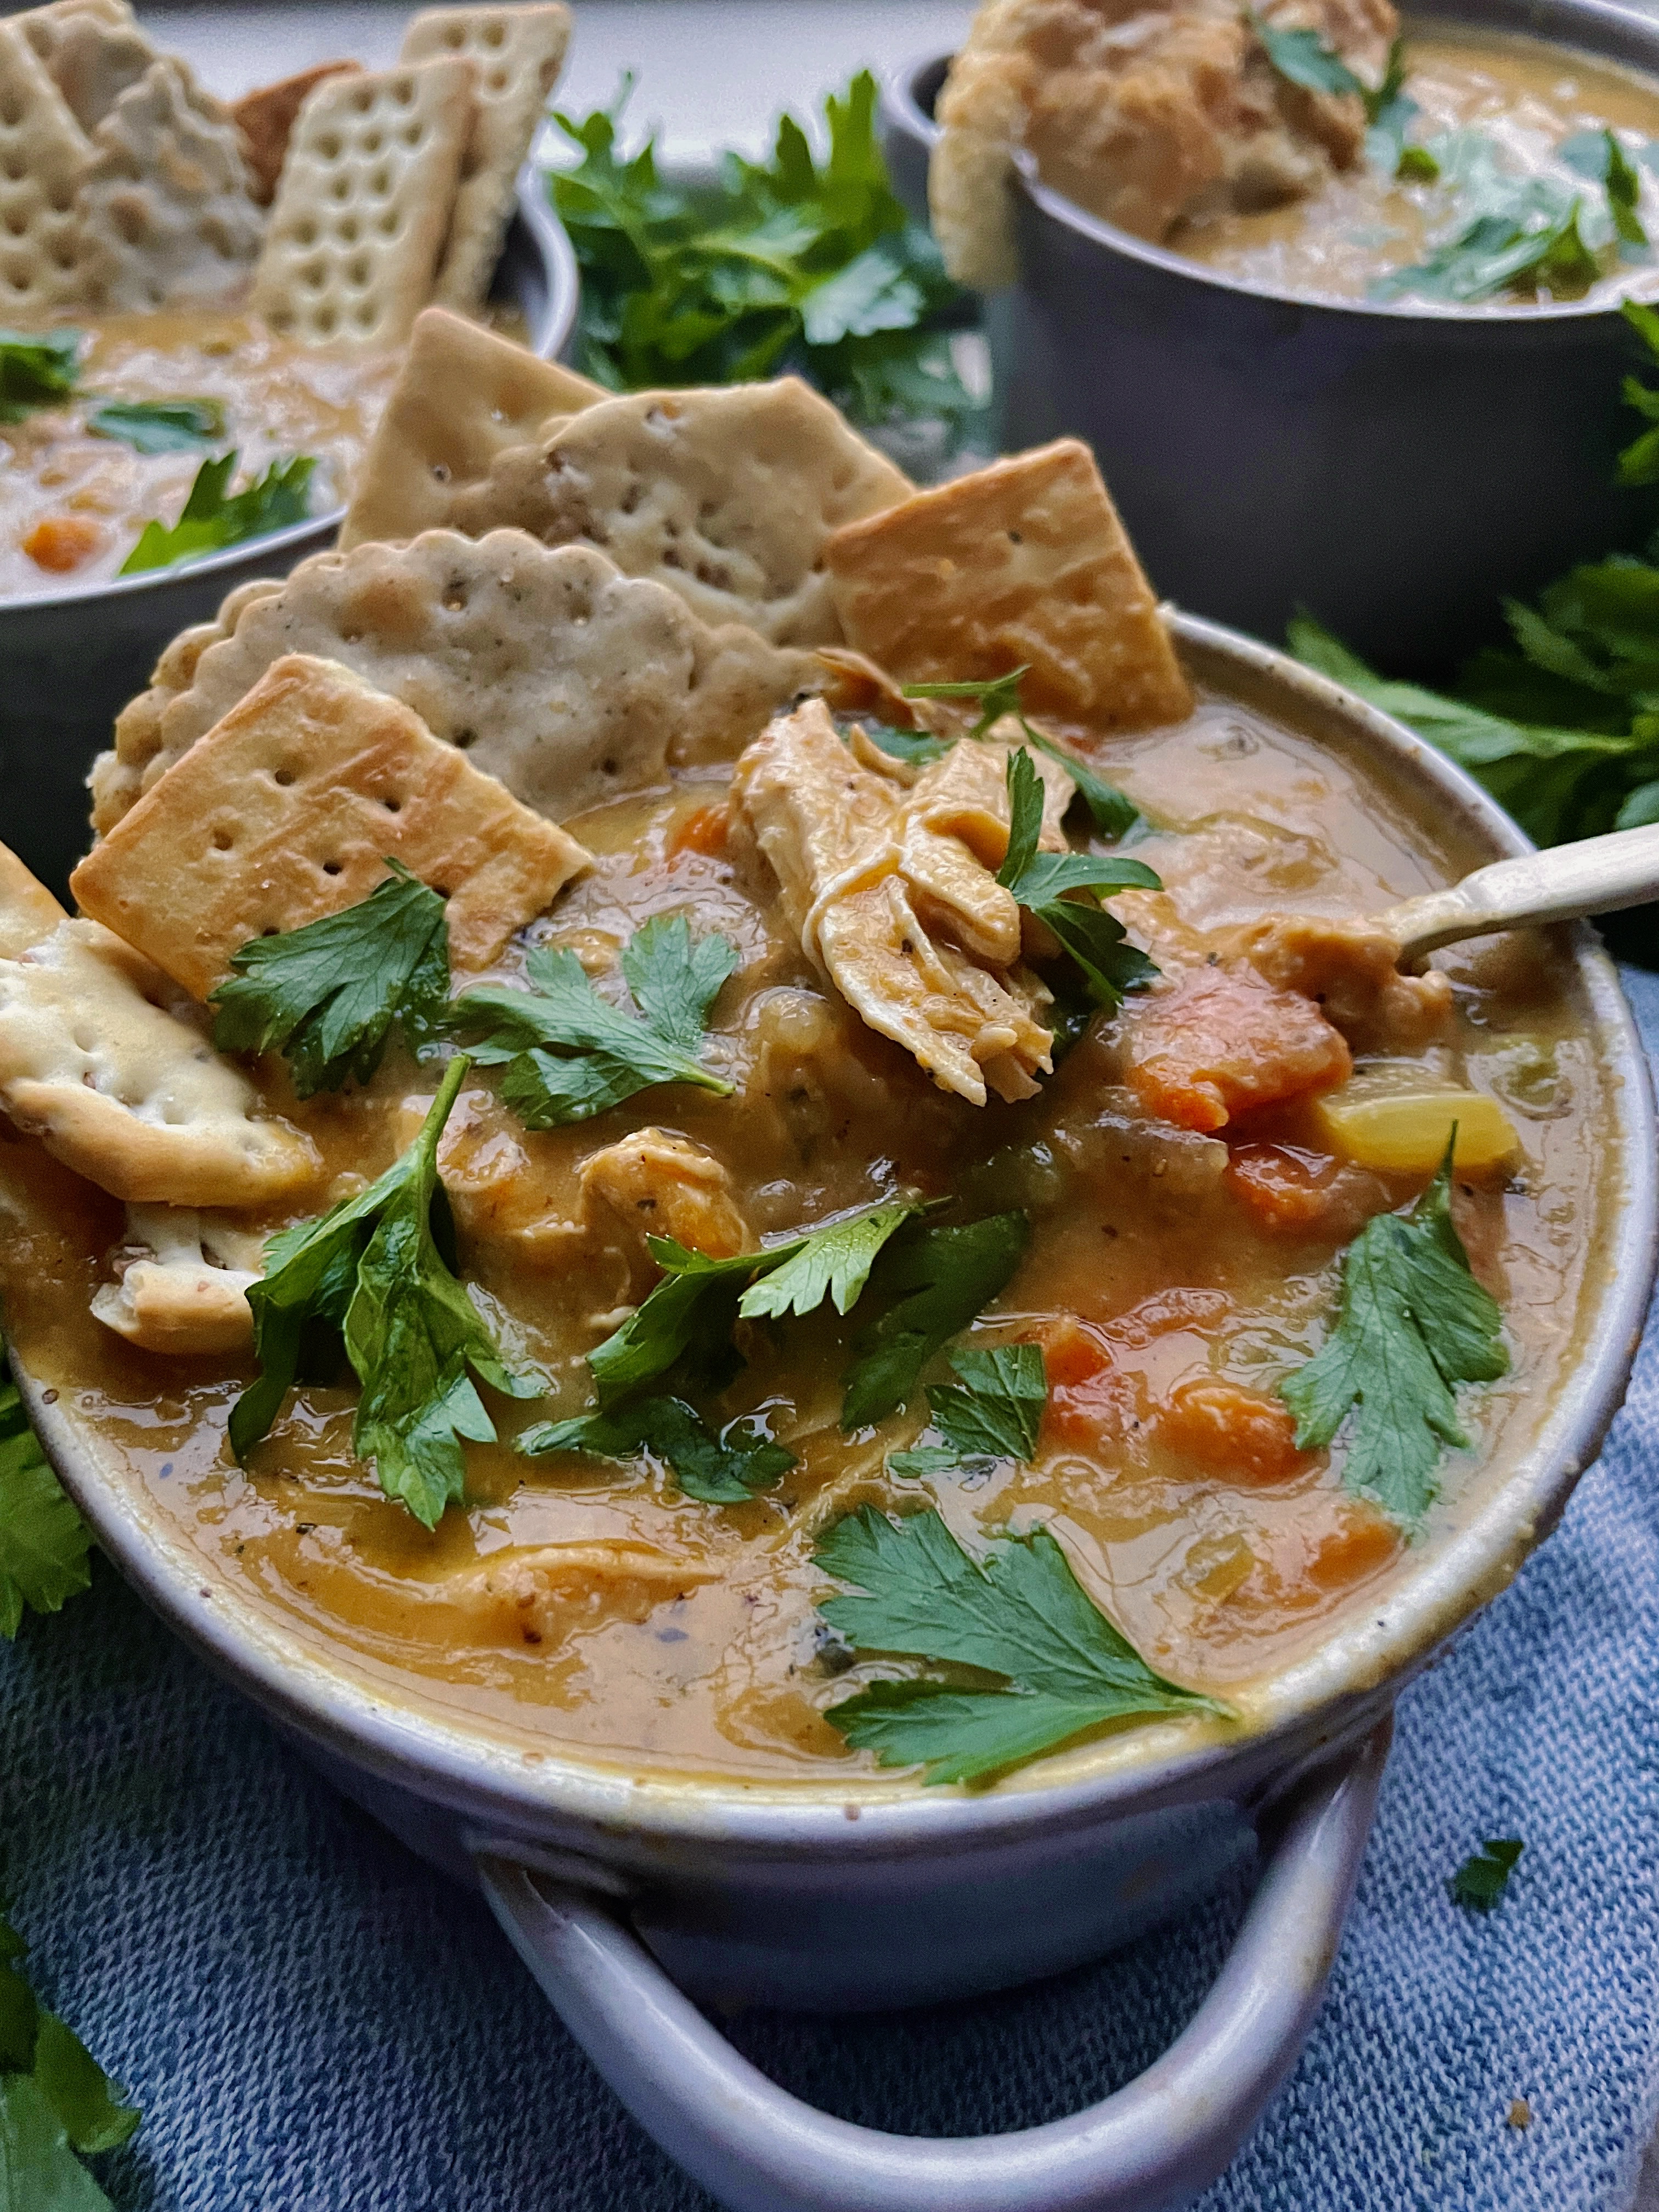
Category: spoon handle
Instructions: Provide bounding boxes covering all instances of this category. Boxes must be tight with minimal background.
[1378,823,1659,967]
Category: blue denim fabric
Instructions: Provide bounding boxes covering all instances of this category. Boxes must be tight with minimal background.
[4,974,1658,2212]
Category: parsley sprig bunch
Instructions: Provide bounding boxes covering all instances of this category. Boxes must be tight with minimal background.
[120,449,315,576]
[1,1904,139,2209]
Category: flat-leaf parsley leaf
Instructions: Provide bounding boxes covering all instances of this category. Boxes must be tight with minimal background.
[816,1508,1223,1784]
[996,749,1161,1007]
[842,1211,1030,1429]
[902,667,1140,839]
[0,1903,139,2212]
[520,1395,795,1504]
[0,1352,90,1640]
[0,330,80,424]
[120,449,315,576]
[87,397,226,454]
[889,1342,1047,1479]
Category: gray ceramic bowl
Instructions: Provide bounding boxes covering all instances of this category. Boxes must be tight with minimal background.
[12,614,1655,2212]
[0,174,579,900]
[882,0,1659,674]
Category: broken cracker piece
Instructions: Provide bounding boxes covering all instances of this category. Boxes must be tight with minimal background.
[91,1203,262,1354]
[825,438,1193,729]
[90,531,817,835]
[0,913,318,1205]
[79,57,263,312]
[73,652,592,996]
[401,3,571,309]
[0,842,69,961]
[0,19,94,317]
[232,60,363,205]
[340,305,603,550]
[251,55,474,348]
[444,377,912,646]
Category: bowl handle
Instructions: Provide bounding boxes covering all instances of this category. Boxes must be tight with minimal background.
[473,1722,1387,2212]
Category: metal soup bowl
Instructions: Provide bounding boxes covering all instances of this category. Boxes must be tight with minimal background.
[881,0,1659,675]
[13,617,1656,2212]
[0,176,579,901]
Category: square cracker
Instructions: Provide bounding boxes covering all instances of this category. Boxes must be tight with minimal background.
[71,652,592,995]
[444,377,912,647]
[0,20,93,317]
[400,4,571,308]
[823,438,1193,730]
[15,0,132,68]
[80,58,263,312]
[251,55,474,349]
[232,61,362,204]
[341,305,603,549]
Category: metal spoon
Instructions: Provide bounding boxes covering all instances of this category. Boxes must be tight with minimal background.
[1378,822,1659,968]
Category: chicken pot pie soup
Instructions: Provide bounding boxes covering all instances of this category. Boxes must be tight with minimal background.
[0,358,1625,1791]
[0,0,572,595]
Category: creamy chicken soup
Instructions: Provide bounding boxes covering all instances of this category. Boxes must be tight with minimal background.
[0,313,397,597]
[0,677,1615,1785]
[1175,26,1659,304]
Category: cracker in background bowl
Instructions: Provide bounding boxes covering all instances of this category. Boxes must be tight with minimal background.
[0,18,94,316]
[232,60,363,205]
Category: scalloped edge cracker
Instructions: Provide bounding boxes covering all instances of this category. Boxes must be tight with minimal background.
[15,0,133,68]
[73,651,594,995]
[824,438,1193,730]
[340,306,603,550]
[443,377,912,647]
[0,19,94,317]
[89,531,819,837]
[79,57,263,312]
[400,4,571,308]
[232,60,362,204]
[251,54,474,348]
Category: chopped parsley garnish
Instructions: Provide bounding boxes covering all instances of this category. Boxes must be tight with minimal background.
[229,1057,539,1528]
[1373,185,1598,304]
[1449,1837,1523,1911]
[889,1342,1047,1479]
[0,329,80,424]
[87,396,227,454]
[856,721,950,770]
[996,748,1161,1008]
[585,1199,921,1408]
[0,1351,90,1640]
[447,914,737,1128]
[119,449,315,576]
[210,861,450,1097]
[902,667,1140,839]
[520,1395,794,1504]
[815,1508,1223,1784]
[1561,127,1648,246]
[1279,1146,1507,1522]
[842,1211,1030,1430]
[550,73,979,437]
[0,1903,139,2210]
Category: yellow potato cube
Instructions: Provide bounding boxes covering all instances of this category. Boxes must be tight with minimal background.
[1311,1088,1520,1176]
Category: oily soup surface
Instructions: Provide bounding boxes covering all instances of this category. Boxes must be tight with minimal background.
[0,691,1611,1783]
[0,312,397,597]
[1175,26,1659,303]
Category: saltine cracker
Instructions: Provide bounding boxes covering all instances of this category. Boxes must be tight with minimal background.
[0,19,93,317]
[232,61,362,205]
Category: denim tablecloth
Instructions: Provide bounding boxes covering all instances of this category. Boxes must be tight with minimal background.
[4,974,1658,2212]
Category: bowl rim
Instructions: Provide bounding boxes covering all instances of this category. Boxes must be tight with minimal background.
[887,0,1659,328]
[0,171,580,621]
[14,608,1656,1854]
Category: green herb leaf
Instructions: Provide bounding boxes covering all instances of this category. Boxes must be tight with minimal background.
[1448,1836,1523,1911]
[210,861,450,1097]
[1396,144,1440,182]
[854,721,950,770]
[119,449,315,576]
[1247,10,1364,99]
[0,1361,90,1641]
[1561,127,1649,247]
[86,397,226,454]
[996,749,1161,1007]
[229,1057,539,1527]
[0,330,80,425]
[815,1509,1222,1783]
[1372,153,1599,304]
[0,1905,139,2212]
[588,1199,921,1406]
[448,914,737,1128]
[842,1212,1030,1429]
[923,1343,1048,1461]
[550,74,978,436]
[901,667,1141,838]
[520,1395,794,1503]
[1279,1144,1508,1521]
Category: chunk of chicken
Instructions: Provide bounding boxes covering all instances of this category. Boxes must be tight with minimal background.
[578,1129,750,1272]
[1222,912,1454,1052]
[90,1205,264,1355]
[442,1542,720,1649]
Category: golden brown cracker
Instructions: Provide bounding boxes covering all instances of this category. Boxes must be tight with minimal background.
[824,438,1192,729]
[232,60,362,205]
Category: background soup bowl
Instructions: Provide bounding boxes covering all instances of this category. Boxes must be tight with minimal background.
[10,616,1655,2212]
[0,176,579,901]
[882,0,1659,678]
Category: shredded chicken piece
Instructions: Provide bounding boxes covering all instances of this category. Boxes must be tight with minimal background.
[732,700,1060,1104]
[577,1130,750,1268]
[1222,912,1455,1051]
[443,1542,720,1649]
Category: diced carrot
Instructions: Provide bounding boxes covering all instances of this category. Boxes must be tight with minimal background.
[668,802,730,859]
[1040,1314,1113,1389]
[22,515,103,573]
[1304,1509,1400,1591]
[1122,967,1351,1132]
[1159,1379,1309,1486]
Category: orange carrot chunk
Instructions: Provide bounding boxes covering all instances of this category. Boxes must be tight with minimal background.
[22,515,103,573]
[1122,967,1352,1132]
[668,801,731,859]
[1160,1378,1310,1485]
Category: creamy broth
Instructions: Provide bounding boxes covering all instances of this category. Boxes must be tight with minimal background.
[0,684,1613,1784]
[1175,25,1659,304]
[0,312,397,597]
